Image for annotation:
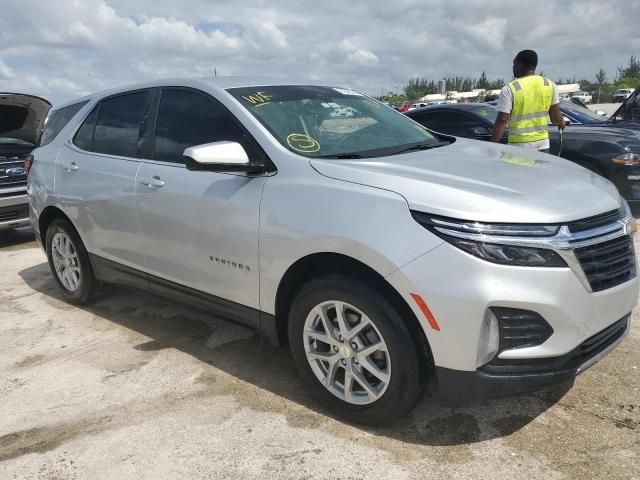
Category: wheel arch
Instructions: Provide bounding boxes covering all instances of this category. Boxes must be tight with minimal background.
[38,206,75,252]
[274,252,434,377]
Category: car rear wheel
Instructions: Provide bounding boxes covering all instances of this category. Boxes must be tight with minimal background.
[45,219,97,304]
[288,275,425,425]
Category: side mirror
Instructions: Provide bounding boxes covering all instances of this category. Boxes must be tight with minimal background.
[471,126,491,136]
[183,141,265,173]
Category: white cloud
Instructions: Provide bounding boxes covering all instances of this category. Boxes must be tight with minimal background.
[0,57,14,80]
[347,49,379,66]
[0,0,638,104]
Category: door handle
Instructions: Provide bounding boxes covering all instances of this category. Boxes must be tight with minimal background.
[62,162,78,172]
[139,175,165,188]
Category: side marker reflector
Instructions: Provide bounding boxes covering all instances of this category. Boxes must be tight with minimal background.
[410,293,440,331]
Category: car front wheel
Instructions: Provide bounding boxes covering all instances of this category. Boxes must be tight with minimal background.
[288,275,425,425]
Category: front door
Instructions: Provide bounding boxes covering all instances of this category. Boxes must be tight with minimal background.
[135,88,266,313]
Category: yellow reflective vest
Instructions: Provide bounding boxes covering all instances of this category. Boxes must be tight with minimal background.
[507,75,554,144]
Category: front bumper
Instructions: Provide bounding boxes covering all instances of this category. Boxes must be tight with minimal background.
[435,313,630,404]
[386,237,639,372]
[0,193,29,231]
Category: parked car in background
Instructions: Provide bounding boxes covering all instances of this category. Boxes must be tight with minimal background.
[27,78,637,425]
[571,91,592,104]
[408,102,429,111]
[0,93,50,231]
[559,90,640,129]
[559,100,613,125]
[611,87,640,124]
[395,101,412,112]
[406,103,640,210]
[613,88,635,103]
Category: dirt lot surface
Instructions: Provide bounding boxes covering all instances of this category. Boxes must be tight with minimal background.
[1,228,639,480]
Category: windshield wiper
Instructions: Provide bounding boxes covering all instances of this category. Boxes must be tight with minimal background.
[391,142,450,156]
[316,153,373,159]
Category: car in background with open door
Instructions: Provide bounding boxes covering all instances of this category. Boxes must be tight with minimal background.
[611,87,640,124]
[406,103,640,212]
[0,93,51,232]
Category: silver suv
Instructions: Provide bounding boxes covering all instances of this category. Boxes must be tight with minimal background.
[28,78,638,425]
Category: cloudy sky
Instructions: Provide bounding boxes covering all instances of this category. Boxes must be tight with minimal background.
[1,0,639,105]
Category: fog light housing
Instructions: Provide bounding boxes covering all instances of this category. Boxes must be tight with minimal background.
[476,309,500,367]
[491,307,554,353]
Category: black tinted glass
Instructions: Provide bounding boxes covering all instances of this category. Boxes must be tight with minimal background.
[93,92,148,157]
[154,89,248,163]
[412,110,479,130]
[73,105,99,151]
[41,101,88,146]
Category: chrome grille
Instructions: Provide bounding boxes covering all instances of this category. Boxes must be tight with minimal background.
[574,235,636,292]
[0,157,28,186]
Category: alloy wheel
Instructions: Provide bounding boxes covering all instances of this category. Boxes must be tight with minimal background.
[303,300,391,405]
[51,232,81,292]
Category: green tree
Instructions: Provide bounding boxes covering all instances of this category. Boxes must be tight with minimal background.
[476,71,490,90]
[595,68,607,103]
[616,55,640,88]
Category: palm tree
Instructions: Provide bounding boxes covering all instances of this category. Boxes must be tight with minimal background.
[595,69,607,103]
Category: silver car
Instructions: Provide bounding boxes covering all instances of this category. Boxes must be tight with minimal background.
[28,78,638,425]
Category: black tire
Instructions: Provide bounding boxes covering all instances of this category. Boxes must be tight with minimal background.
[288,274,426,425]
[45,219,98,304]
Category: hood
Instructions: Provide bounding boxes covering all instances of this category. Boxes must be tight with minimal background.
[309,138,622,224]
[551,124,640,139]
[548,125,640,153]
[611,87,639,123]
[0,93,51,145]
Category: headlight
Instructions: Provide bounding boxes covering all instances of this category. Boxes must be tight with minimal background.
[446,236,567,267]
[612,153,640,166]
[411,211,568,267]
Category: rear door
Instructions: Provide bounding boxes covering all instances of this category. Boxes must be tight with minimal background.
[55,89,152,268]
[135,87,266,315]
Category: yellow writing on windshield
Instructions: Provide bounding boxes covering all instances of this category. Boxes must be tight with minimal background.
[287,133,320,153]
[242,91,273,106]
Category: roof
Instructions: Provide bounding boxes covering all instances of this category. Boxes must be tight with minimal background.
[54,76,331,109]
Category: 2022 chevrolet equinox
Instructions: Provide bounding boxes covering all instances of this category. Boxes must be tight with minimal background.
[28,78,638,425]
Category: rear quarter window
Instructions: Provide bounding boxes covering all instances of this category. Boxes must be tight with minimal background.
[40,101,88,146]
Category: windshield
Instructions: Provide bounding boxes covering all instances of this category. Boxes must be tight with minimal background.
[560,101,605,124]
[471,105,498,123]
[227,85,440,158]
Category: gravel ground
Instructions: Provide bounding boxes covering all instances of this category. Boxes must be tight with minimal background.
[0,228,638,480]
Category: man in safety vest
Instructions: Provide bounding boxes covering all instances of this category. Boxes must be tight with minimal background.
[491,50,565,152]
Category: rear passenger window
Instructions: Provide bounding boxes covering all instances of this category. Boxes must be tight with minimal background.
[92,91,149,158]
[154,89,251,163]
[40,101,88,146]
